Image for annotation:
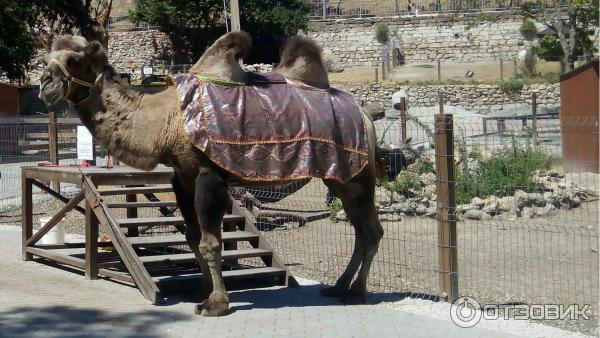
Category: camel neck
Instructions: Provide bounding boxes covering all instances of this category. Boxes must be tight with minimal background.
[73,80,171,170]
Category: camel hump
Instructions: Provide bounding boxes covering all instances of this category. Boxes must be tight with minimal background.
[276,37,329,89]
[203,31,252,60]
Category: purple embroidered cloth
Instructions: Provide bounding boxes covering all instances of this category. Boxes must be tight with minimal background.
[172,72,368,182]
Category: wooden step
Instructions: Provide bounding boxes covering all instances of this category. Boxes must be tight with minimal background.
[116,214,244,228]
[99,185,173,196]
[139,249,272,265]
[153,267,286,284]
[128,231,259,247]
[106,201,179,208]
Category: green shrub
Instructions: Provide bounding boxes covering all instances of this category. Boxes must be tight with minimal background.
[519,51,538,78]
[375,22,390,45]
[532,35,563,61]
[328,198,343,220]
[499,77,525,94]
[519,19,537,39]
[407,157,435,175]
[392,171,420,195]
[454,142,551,204]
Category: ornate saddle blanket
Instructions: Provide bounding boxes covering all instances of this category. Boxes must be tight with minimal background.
[170,72,368,182]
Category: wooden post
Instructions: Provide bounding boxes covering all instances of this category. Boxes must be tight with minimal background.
[434,112,458,301]
[48,112,60,191]
[230,0,241,32]
[532,93,538,146]
[499,59,504,81]
[375,68,379,83]
[437,60,441,82]
[126,193,139,237]
[400,97,407,141]
[21,173,33,261]
[85,201,99,280]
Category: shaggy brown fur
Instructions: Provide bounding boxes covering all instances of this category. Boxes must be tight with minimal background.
[276,37,329,89]
[189,31,252,83]
[39,32,383,318]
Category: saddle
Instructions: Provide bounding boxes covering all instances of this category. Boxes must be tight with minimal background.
[170,72,368,183]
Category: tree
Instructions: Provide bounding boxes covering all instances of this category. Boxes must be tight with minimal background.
[517,0,599,72]
[0,0,113,83]
[129,0,311,63]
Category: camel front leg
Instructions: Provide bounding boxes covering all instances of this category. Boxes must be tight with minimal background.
[172,175,213,301]
[193,169,230,317]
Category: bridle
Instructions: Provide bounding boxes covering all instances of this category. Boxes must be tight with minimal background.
[49,58,101,104]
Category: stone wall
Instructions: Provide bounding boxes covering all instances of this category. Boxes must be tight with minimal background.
[344,82,560,114]
[2,30,172,85]
[108,30,172,81]
[307,13,529,67]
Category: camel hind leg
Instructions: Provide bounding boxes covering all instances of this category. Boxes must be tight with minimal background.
[321,171,383,303]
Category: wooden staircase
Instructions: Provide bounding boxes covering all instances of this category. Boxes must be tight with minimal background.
[78,177,292,303]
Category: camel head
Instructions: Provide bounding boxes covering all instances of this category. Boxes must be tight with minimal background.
[39,36,108,106]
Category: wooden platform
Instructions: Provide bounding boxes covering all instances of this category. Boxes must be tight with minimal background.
[21,165,293,303]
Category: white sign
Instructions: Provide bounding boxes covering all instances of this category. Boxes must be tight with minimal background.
[77,126,95,160]
[143,66,153,75]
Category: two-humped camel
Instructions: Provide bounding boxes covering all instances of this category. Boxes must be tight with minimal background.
[38,32,384,316]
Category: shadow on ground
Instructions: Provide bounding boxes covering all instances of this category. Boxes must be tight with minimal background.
[0,305,188,338]
[225,283,439,313]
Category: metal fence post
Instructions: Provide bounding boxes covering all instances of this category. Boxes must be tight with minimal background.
[532,93,538,146]
[400,97,407,141]
[375,68,379,83]
[500,59,504,81]
[48,112,60,191]
[435,95,458,301]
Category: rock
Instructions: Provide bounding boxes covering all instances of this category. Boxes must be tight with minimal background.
[464,209,492,220]
[420,172,437,186]
[520,206,536,218]
[386,191,403,204]
[514,190,530,208]
[375,190,391,206]
[493,211,518,221]
[415,204,428,216]
[423,185,437,199]
[571,196,582,208]
[426,205,437,218]
[457,203,478,213]
[482,195,499,214]
[380,213,402,222]
[471,197,484,208]
[498,196,516,212]
[528,193,546,207]
[334,210,347,222]
[536,204,557,217]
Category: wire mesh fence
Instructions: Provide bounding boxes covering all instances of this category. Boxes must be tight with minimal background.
[309,0,523,19]
[0,97,597,334]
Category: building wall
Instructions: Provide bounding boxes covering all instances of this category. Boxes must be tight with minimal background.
[307,13,529,67]
[559,60,599,172]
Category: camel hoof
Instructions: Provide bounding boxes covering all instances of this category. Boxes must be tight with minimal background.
[320,285,349,298]
[195,292,229,317]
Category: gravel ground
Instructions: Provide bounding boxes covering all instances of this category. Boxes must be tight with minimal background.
[1,179,598,335]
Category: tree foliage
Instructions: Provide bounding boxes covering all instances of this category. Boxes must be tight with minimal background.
[129,0,311,63]
[0,0,110,82]
[516,0,599,72]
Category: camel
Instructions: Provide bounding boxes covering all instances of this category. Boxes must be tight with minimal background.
[38,32,384,317]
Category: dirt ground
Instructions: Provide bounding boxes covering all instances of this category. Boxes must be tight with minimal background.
[328,60,562,85]
[1,179,597,335]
